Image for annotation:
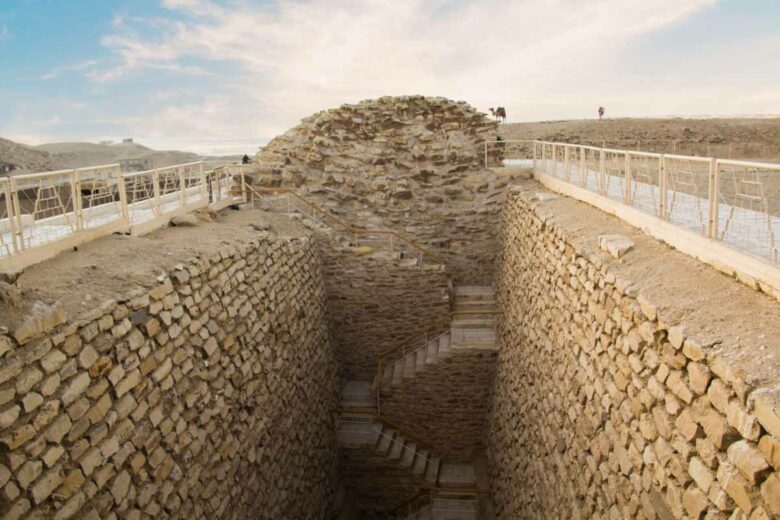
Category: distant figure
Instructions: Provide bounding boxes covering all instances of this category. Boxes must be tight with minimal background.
[242,154,250,165]
[489,107,507,123]
[598,106,605,121]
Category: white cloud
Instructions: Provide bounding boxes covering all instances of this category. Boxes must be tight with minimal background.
[92,0,720,147]
[40,60,99,80]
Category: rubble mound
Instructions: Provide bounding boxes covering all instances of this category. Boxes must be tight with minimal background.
[252,96,510,283]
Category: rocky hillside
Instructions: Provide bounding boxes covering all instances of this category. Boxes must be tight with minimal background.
[0,137,53,174]
[252,95,507,283]
[35,141,199,169]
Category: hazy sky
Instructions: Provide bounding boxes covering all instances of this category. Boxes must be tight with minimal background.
[1,0,778,154]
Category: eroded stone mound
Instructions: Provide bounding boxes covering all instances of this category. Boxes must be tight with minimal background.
[251,96,512,283]
[254,96,498,199]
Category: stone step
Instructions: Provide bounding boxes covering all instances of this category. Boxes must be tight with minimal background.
[438,332,451,356]
[341,381,374,409]
[425,339,440,364]
[388,435,406,460]
[451,316,496,329]
[336,422,377,447]
[453,285,494,299]
[437,462,477,488]
[415,348,427,371]
[452,300,496,312]
[411,449,429,476]
[375,426,395,455]
[400,442,417,469]
[431,498,479,519]
[449,328,496,349]
[403,353,417,378]
[424,457,441,486]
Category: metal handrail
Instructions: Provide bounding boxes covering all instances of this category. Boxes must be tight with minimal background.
[247,186,446,264]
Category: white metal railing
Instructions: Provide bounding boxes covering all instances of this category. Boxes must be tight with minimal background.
[484,139,780,169]
[534,141,780,265]
[0,161,246,267]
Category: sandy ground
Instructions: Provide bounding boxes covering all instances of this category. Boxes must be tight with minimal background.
[498,117,780,146]
[0,207,309,331]
[515,178,780,389]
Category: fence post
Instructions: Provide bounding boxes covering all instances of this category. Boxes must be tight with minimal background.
[152,169,162,216]
[72,169,83,231]
[9,177,25,250]
[624,154,632,204]
[579,146,586,187]
[117,169,129,223]
[659,156,667,219]
[178,166,187,208]
[240,165,247,202]
[599,149,606,195]
[2,181,19,254]
[708,158,719,239]
[532,142,537,174]
[552,144,557,177]
[563,146,570,182]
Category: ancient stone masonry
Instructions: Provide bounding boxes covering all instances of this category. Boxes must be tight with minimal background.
[488,182,780,519]
[252,95,510,284]
[319,244,450,380]
[380,345,497,463]
[0,233,340,519]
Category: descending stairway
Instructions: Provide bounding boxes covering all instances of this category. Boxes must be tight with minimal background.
[381,286,497,389]
[337,382,482,518]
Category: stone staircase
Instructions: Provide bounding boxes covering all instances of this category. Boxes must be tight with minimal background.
[381,286,497,388]
[399,496,480,520]
[337,382,482,517]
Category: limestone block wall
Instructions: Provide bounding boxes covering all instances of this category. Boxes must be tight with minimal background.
[381,347,498,462]
[320,246,450,380]
[0,235,339,519]
[488,183,780,519]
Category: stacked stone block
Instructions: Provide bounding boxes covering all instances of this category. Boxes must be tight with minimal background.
[319,245,450,380]
[0,235,340,519]
[381,347,498,462]
[487,185,780,518]
[252,95,509,284]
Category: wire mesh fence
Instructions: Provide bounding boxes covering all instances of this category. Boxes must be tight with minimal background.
[535,141,780,266]
[0,161,245,267]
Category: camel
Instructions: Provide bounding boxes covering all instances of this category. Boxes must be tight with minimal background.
[489,107,507,123]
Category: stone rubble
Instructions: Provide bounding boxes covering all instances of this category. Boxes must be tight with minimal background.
[251,95,512,284]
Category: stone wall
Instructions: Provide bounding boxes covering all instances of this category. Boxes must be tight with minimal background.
[252,95,508,284]
[0,231,340,519]
[381,346,498,462]
[320,244,450,380]
[488,183,780,519]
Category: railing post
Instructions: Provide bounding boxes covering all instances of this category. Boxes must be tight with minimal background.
[624,153,632,204]
[708,158,719,239]
[152,169,162,216]
[552,144,557,177]
[599,149,606,195]
[659,156,667,219]
[117,168,129,223]
[3,181,19,254]
[579,146,586,187]
[178,166,187,208]
[532,142,538,174]
[9,177,25,250]
[71,169,83,231]
[240,165,247,202]
[563,146,570,182]
[200,165,208,204]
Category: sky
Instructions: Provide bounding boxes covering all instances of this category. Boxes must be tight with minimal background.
[0,0,779,155]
